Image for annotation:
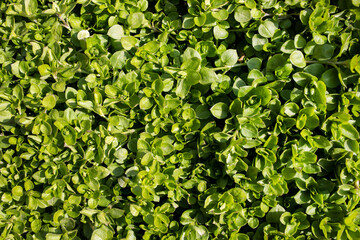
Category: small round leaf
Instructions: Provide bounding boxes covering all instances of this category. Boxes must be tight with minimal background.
[42,95,57,110]
[290,50,306,68]
[210,102,229,119]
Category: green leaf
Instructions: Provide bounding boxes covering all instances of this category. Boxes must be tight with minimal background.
[0,175,7,188]
[258,20,277,38]
[152,78,164,94]
[234,6,252,23]
[107,24,124,40]
[321,68,340,88]
[12,186,23,197]
[267,54,286,71]
[200,67,218,84]
[311,135,331,148]
[128,12,145,29]
[283,102,299,117]
[38,64,51,76]
[252,86,271,105]
[186,70,201,85]
[245,0,256,8]
[228,188,247,203]
[294,34,306,48]
[182,48,201,62]
[91,225,114,240]
[181,57,201,71]
[194,14,206,26]
[266,205,286,223]
[213,132,231,142]
[340,123,360,140]
[110,51,128,69]
[121,36,138,50]
[176,79,191,99]
[252,34,268,51]
[77,30,90,40]
[141,41,160,54]
[281,40,295,54]
[60,218,76,231]
[313,44,335,61]
[230,233,250,240]
[221,49,238,66]
[52,80,66,92]
[108,208,124,219]
[213,25,229,40]
[285,0,300,5]
[0,111,12,123]
[299,151,317,164]
[285,222,298,236]
[196,105,211,119]
[61,126,77,146]
[247,58,262,70]
[24,0,38,16]
[31,219,42,233]
[42,95,57,110]
[248,217,259,229]
[210,102,229,119]
[344,139,359,153]
[212,9,228,21]
[183,15,195,29]
[241,123,258,138]
[182,225,209,240]
[46,233,62,240]
[109,116,130,132]
[290,50,306,68]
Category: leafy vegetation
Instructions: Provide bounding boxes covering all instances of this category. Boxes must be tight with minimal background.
[1,0,360,239]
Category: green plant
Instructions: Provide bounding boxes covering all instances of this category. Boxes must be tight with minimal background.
[1,0,360,239]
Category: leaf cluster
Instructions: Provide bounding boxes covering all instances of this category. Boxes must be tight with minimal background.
[1,0,360,239]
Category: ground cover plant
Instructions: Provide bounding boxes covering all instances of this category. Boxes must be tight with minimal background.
[1,0,360,239]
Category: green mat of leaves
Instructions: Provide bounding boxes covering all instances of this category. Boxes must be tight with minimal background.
[1,0,360,239]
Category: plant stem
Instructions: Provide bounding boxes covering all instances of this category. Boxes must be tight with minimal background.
[164,66,181,70]
[228,28,251,32]
[305,60,348,66]
[57,14,71,31]
[262,12,299,20]
[212,63,247,71]
[164,63,247,72]
[169,34,180,49]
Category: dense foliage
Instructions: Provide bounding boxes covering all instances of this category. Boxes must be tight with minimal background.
[1,0,360,239]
